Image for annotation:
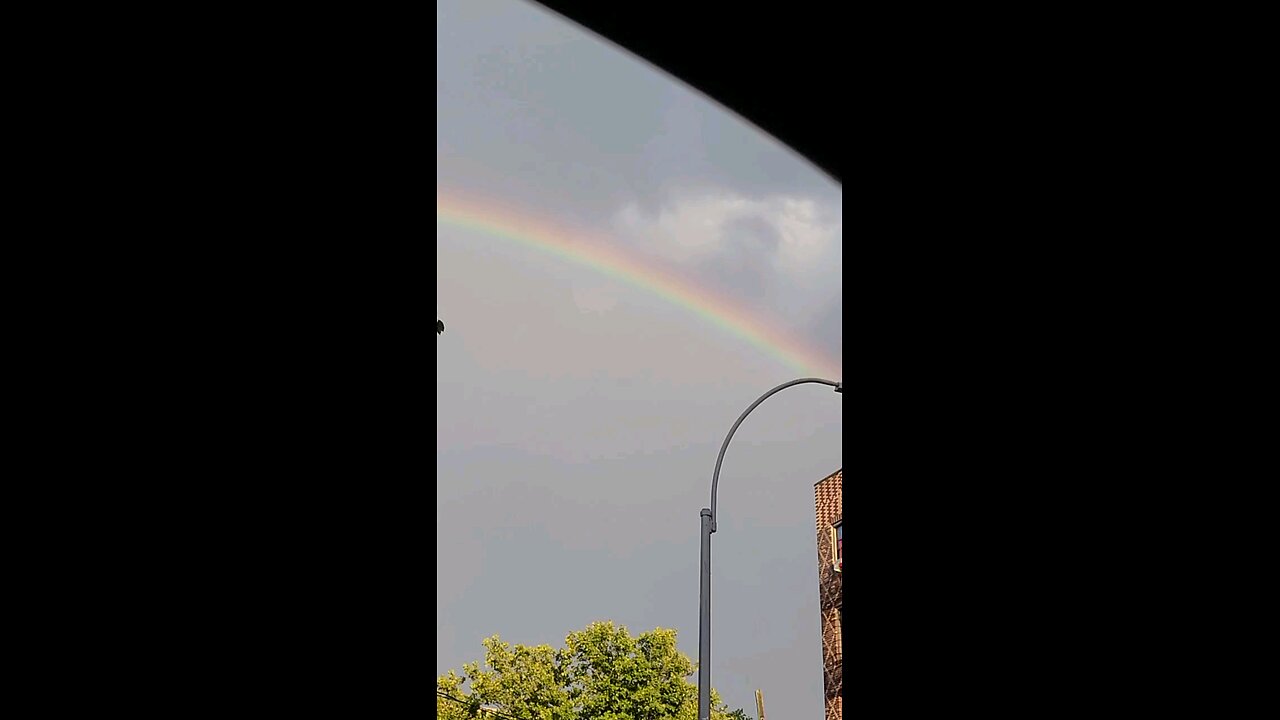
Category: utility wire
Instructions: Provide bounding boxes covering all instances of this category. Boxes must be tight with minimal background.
[435,689,526,720]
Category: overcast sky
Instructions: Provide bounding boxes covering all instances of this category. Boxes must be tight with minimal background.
[437,1,842,716]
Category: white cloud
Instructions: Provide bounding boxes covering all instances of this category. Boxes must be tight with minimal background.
[773,196,836,273]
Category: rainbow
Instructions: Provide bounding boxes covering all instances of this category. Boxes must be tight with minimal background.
[437,189,841,379]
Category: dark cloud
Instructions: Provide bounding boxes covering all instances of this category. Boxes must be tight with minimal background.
[808,295,843,368]
[698,214,782,300]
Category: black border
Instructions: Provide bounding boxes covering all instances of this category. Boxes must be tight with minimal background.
[62,1,1141,714]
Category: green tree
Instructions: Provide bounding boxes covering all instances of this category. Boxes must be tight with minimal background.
[436,621,751,720]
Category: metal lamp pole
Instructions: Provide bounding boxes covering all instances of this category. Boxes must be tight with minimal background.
[698,378,842,720]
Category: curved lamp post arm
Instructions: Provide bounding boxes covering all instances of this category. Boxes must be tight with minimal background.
[708,377,841,529]
[698,375,840,720]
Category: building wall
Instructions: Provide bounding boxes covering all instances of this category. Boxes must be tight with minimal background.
[815,469,843,720]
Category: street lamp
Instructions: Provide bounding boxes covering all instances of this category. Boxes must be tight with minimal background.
[698,377,842,720]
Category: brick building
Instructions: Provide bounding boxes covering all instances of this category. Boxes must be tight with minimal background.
[815,469,843,720]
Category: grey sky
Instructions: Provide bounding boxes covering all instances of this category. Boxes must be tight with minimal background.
[437,1,842,716]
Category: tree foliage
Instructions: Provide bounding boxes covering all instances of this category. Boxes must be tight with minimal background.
[436,621,751,720]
